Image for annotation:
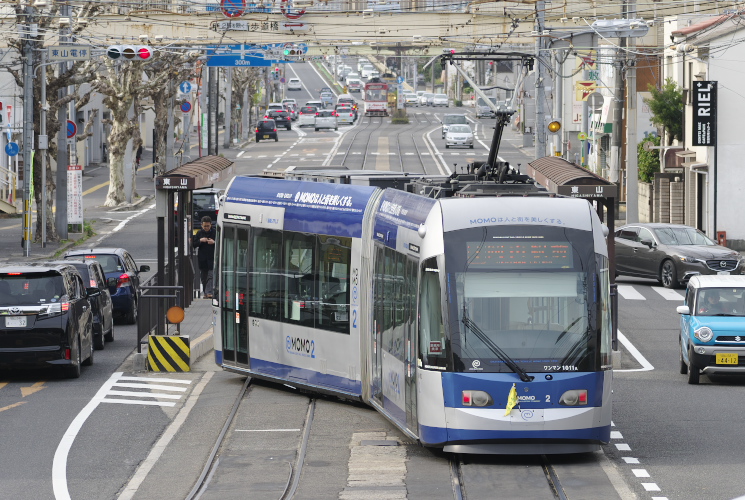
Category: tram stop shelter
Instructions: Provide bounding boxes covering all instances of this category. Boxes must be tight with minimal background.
[527,157,620,351]
[147,155,234,338]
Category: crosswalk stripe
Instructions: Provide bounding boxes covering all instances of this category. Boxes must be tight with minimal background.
[652,287,685,301]
[617,285,645,300]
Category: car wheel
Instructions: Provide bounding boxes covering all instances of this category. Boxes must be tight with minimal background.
[315,128,319,131]
[83,333,94,366]
[661,260,678,289]
[470,145,474,149]
[687,346,700,384]
[66,339,82,379]
[104,323,115,343]
[287,126,292,131]
[679,340,688,375]
[274,137,278,142]
[335,127,338,131]
[125,299,138,325]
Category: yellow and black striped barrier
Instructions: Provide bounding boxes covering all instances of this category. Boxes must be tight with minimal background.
[147,335,191,372]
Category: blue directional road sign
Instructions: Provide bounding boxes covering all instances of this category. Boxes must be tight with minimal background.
[179,81,192,93]
[397,76,404,84]
[5,142,19,157]
[206,44,288,67]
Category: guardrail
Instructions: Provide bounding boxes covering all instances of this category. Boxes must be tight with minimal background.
[136,255,196,351]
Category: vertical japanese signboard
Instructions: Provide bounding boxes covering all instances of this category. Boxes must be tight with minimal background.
[67,165,83,224]
[693,81,716,146]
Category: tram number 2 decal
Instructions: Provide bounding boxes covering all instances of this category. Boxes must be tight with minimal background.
[286,335,316,358]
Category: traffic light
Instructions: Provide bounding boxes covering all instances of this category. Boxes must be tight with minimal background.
[283,44,301,57]
[547,120,561,134]
[273,67,280,80]
[106,45,153,61]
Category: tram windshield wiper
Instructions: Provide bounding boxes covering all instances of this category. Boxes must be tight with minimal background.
[461,308,534,382]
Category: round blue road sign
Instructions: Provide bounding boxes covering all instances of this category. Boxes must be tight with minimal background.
[180,102,192,113]
[5,142,19,157]
[220,0,246,18]
[66,120,77,139]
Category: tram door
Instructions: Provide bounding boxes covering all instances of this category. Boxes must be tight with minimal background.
[404,256,418,433]
[221,225,250,367]
[371,246,385,405]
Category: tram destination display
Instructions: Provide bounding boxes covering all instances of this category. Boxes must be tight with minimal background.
[466,241,573,269]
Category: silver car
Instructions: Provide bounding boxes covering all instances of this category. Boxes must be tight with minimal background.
[432,93,449,107]
[615,223,744,288]
[335,105,355,125]
[444,124,474,149]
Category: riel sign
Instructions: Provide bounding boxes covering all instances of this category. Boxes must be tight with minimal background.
[693,81,716,147]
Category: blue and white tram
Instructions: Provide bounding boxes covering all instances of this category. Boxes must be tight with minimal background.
[213,174,613,454]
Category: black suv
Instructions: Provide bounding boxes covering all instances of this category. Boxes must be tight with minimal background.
[0,263,95,378]
[266,109,292,130]
[256,119,278,143]
[192,188,223,234]
[64,248,150,324]
[50,259,116,349]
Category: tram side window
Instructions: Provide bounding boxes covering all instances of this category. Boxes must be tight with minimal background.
[419,257,446,366]
[250,228,283,321]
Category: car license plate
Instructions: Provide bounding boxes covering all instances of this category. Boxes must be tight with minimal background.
[334,312,349,322]
[263,135,269,139]
[5,316,27,328]
[718,271,730,275]
[716,353,738,365]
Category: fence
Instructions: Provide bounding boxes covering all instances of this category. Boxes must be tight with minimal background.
[136,254,195,352]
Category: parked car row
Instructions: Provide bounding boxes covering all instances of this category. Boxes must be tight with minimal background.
[0,248,150,378]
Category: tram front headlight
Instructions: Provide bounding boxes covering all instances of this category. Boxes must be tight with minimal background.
[559,389,588,406]
[462,390,493,407]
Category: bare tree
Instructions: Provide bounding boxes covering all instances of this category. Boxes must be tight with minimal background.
[232,68,262,140]
[7,3,100,241]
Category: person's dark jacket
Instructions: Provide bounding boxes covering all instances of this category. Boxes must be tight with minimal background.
[192,226,216,269]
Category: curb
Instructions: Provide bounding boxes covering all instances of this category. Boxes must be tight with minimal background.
[108,194,154,212]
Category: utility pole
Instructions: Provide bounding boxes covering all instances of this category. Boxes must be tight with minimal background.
[625,0,639,223]
[21,5,34,256]
[55,2,70,240]
[40,50,48,247]
[534,0,547,159]
[224,67,232,149]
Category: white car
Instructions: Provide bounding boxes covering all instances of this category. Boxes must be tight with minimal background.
[287,78,302,91]
[314,109,338,131]
[432,93,449,107]
[445,124,474,149]
[419,93,434,106]
[335,105,355,125]
[298,105,318,127]
[403,93,418,106]
[268,102,285,112]
[441,114,468,138]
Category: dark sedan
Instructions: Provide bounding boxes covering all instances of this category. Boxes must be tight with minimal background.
[266,110,292,130]
[615,223,744,288]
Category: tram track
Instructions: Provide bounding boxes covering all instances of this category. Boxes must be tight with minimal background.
[394,111,434,174]
[339,115,385,170]
[450,453,570,500]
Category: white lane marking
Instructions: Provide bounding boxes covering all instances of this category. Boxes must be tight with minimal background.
[623,457,640,464]
[111,204,155,234]
[610,431,623,439]
[112,382,188,392]
[118,376,191,384]
[107,390,183,400]
[652,287,684,301]
[102,398,176,407]
[615,330,655,372]
[615,443,631,451]
[117,372,214,500]
[53,372,122,500]
[236,151,245,158]
[235,428,301,432]
[616,285,645,300]
[642,483,661,492]
[633,469,650,478]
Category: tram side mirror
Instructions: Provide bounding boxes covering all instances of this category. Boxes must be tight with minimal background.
[677,305,690,315]
[86,287,101,297]
[640,239,655,248]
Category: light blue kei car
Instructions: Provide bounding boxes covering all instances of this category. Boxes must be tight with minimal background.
[677,275,745,384]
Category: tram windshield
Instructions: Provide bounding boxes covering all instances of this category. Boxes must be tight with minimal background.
[366,88,385,101]
[426,225,610,374]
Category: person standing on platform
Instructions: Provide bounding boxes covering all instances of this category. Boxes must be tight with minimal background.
[192,216,216,298]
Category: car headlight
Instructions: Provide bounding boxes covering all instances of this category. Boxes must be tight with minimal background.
[694,326,714,342]
[677,255,697,263]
